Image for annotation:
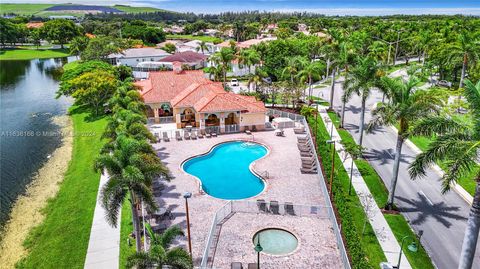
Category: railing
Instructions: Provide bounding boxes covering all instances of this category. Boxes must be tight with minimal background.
[199,200,330,268]
[266,108,351,269]
[205,126,220,134]
[148,116,174,124]
[224,124,240,133]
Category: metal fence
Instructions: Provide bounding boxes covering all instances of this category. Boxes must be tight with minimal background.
[199,200,330,268]
[148,116,174,124]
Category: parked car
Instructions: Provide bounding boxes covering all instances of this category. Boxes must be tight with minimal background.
[436,80,452,88]
[230,78,239,86]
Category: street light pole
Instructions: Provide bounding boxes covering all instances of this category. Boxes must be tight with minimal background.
[254,234,263,269]
[397,235,418,268]
[183,192,193,257]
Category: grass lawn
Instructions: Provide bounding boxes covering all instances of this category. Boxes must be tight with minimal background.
[325,111,434,268]
[385,214,435,269]
[16,107,107,269]
[166,34,222,44]
[113,5,163,13]
[119,198,136,269]
[0,3,53,15]
[0,48,70,61]
[62,60,80,71]
[309,115,386,268]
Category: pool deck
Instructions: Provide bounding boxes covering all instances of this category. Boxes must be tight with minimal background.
[152,128,343,268]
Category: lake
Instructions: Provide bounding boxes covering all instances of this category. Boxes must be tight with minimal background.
[0,57,75,227]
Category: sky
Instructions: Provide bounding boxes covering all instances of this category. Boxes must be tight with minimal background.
[5,0,480,15]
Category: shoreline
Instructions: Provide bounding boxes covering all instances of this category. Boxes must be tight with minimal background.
[0,115,73,268]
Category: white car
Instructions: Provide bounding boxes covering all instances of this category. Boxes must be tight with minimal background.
[230,78,239,86]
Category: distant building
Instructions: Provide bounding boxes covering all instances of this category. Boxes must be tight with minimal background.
[48,15,77,20]
[26,22,44,29]
[108,48,171,67]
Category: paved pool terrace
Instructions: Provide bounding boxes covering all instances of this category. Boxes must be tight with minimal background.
[151,128,344,268]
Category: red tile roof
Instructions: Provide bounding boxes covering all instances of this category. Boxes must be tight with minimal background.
[135,70,266,114]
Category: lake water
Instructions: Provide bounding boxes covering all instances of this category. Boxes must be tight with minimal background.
[0,57,74,227]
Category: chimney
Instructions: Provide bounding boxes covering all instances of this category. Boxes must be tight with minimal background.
[172,61,182,74]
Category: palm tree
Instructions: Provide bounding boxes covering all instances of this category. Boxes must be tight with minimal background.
[297,61,325,101]
[127,224,193,269]
[367,76,444,209]
[95,135,169,251]
[238,49,260,74]
[247,67,267,94]
[449,31,480,88]
[211,47,235,88]
[409,80,480,269]
[204,65,222,82]
[281,56,308,84]
[344,56,380,147]
[337,39,355,128]
[198,41,209,55]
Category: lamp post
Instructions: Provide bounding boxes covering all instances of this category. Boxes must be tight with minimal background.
[183,192,192,257]
[397,235,418,268]
[254,234,263,269]
[326,140,336,199]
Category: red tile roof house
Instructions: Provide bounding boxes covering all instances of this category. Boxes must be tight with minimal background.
[135,62,267,133]
[156,51,208,70]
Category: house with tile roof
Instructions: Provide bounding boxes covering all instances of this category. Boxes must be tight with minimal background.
[135,63,266,132]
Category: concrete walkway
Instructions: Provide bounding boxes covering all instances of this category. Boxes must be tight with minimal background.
[84,173,120,269]
[318,106,413,269]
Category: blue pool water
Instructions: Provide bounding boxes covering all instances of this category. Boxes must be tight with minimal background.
[183,141,267,200]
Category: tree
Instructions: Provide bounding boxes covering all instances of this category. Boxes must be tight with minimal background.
[449,31,479,88]
[126,224,193,269]
[40,19,80,48]
[69,71,118,116]
[409,80,480,269]
[340,140,364,195]
[247,68,268,94]
[81,36,134,61]
[238,49,260,74]
[344,56,380,147]
[95,135,168,252]
[196,40,208,55]
[368,76,444,209]
[162,43,176,54]
[297,61,325,101]
[29,28,41,49]
[211,47,235,88]
[69,35,89,57]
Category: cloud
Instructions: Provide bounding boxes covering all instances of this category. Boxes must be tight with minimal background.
[272,7,480,16]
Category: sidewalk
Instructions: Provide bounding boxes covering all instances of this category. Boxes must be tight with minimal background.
[318,106,413,269]
[84,173,120,269]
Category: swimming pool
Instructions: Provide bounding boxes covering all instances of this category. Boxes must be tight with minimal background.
[183,141,267,200]
[253,228,299,255]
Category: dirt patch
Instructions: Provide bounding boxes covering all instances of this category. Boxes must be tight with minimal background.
[0,115,73,268]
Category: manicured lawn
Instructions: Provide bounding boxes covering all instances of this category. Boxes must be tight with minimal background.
[16,107,107,269]
[325,111,435,269]
[114,5,163,13]
[308,115,386,269]
[166,34,222,44]
[0,48,70,61]
[0,3,53,15]
[119,197,136,269]
[385,214,435,269]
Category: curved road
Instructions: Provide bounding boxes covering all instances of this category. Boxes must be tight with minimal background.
[313,77,480,269]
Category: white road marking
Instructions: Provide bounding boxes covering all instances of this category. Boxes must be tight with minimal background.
[419,191,434,206]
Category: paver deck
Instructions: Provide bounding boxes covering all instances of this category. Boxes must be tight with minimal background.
[151,129,343,268]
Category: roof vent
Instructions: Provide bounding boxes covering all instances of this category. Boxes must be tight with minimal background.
[172,61,182,74]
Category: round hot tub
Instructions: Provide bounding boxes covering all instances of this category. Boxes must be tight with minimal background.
[253,228,298,255]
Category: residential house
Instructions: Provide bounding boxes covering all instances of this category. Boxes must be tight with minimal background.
[108,47,171,67]
[134,63,266,133]
[140,51,207,70]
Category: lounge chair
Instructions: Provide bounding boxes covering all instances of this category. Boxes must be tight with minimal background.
[204,129,211,138]
[244,126,251,135]
[301,166,317,174]
[247,264,258,269]
[197,130,204,139]
[231,262,243,269]
[294,126,306,134]
[154,132,160,143]
[162,132,170,142]
[184,130,191,140]
[298,143,313,151]
[175,130,183,141]
[300,151,314,157]
[302,161,317,169]
[211,131,218,137]
[252,125,257,132]
[257,199,268,213]
[191,130,197,140]
[301,156,316,162]
[284,202,295,215]
[270,201,280,214]
[297,136,309,142]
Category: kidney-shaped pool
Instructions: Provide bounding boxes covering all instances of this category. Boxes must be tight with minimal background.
[182,141,267,200]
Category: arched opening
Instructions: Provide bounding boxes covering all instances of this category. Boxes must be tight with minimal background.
[225,112,238,125]
[159,103,172,117]
[180,108,196,127]
[205,114,220,126]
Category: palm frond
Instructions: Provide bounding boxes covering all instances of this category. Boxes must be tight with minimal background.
[410,116,472,137]
[165,247,194,269]
[126,252,154,269]
[160,225,185,249]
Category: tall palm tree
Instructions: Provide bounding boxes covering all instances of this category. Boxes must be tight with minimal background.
[95,135,169,251]
[344,56,380,147]
[238,49,260,74]
[297,61,325,101]
[127,224,193,269]
[449,31,480,88]
[196,40,209,55]
[281,56,307,84]
[211,47,235,88]
[367,76,444,209]
[409,80,480,269]
[337,39,355,128]
[247,67,267,93]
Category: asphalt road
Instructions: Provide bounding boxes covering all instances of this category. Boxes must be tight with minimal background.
[313,77,480,269]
